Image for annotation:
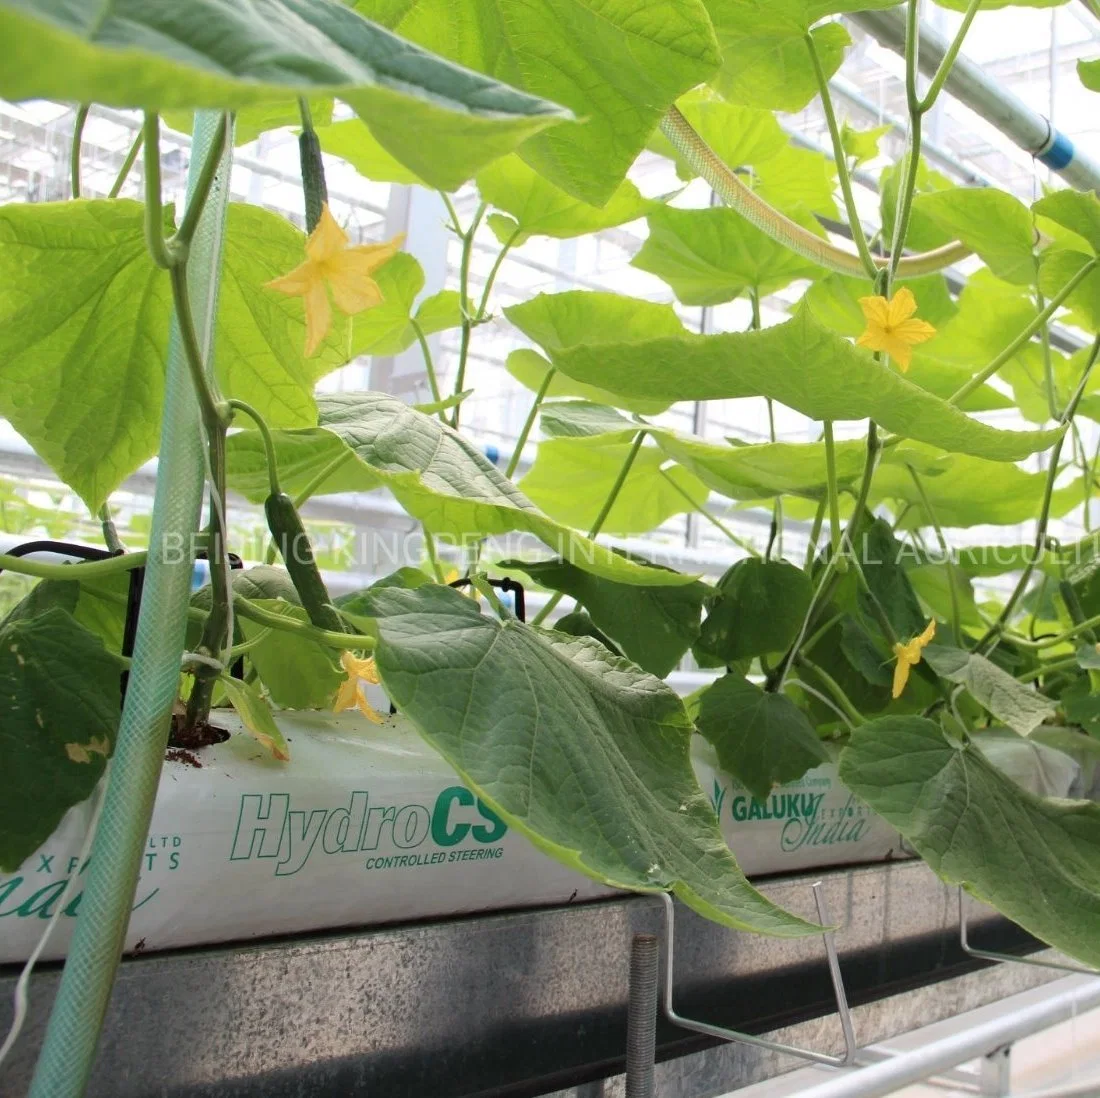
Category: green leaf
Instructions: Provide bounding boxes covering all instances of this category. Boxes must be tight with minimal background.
[840,121,891,167]
[347,251,426,357]
[240,600,344,710]
[839,716,1100,968]
[0,608,121,871]
[1034,189,1100,253]
[880,155,956,252]
[856,518,927,640]
[752,145,839,219]
[695,674,828,800]
[907,563,984,632]
[552,609,623,656]
[1077,643,1100,671]
[872,450,1080,529]
[3,0,571,191]
[912,187,1037,285]
[221,677,291,761]
[1079,57,1100,94]
[506,349,671,417]
[315,117,424,185]
[0,200,173,512]
[1038,248,1100,332]
[923,645,1056,735]
[631,204,825,306]
[805,271,958,337]
[226,392,697,586]
[499,555,708,677]
[702,1,858,112]
[357,0,721,204]
[365,583,815,936]
[476,155,653,245]
[539,401,639,440]
[647,89,787,179]
[164,98,334,148]
[653,432,865,502]
[520,435,707,536]
[535,301,1062,462]
[697,558,813,663]
[414,289,462,336]
[0,199,367,509]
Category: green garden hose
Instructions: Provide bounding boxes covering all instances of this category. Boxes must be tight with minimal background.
[660,105,972,279]
[28,112,234,1098]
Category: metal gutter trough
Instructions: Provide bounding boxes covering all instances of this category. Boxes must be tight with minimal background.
[0,859,1070,1098]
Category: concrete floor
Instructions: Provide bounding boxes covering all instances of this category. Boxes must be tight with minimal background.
[726,976,1100,1097]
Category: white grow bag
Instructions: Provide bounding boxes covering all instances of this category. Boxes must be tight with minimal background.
[1,710,1065,963]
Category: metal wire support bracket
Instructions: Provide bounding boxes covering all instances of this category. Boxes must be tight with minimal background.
[958,889,1100,978]
[659,883,858,1067]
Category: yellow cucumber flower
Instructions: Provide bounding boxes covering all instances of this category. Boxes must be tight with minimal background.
[856,287,937,371]
[892,619,936,699]
[266,203,403,357]
[333,650,384,724]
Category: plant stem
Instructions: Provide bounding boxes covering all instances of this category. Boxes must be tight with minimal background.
[1038,285,1061,421]
[98,503,124,555]
[71,105,89,198]
[1018,655,1079,684]
[410,318,443,410]
[423,527,447,583]
[919,0,982,113]
[948,259,1098,406]
[978,335,1100,652]
[505,367,555,478]
[169,263,229,431]
[805,498,826,571]
[233,595,375,651]
[228,399,281,496]
[806,36,877,280]
[531,430,647,626]
[108,131,143,198]
[659,470,761,557]
[476,227,520,319]
[0,551,150,581]
[905,463,962,647]
[450,201,487,429]
[795,654,865,726]
[142,114,174,270]
[294,450,354,509]
[173,114,230,253]
[887,0,923,283]
[823,421,842,558]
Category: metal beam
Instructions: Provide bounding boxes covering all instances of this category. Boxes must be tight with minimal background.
[849,9,1100,192]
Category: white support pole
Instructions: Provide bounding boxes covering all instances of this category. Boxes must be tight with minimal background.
[793,977,1100,1098]
[849,9,1100,193]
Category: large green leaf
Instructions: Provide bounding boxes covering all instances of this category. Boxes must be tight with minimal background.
[365,583,815,935]
[631,205,825,305]
[506,349,671,417]
[912,188,1037,285]
[1,608,121,871]
[356,0,720,204]
[752,145,839,219]
[697,558,813,664]
[701,0,903,111]
[871,450,1081,529]
[923,646,1056,736]
[500,555,708,677]
[695,674,828,800]
[226,393,696,586]
[315,118,424,185]
[476,156,654,246]
[839,716,1100,967]
[520,435,708,535]
[856,518,927,640]
[654,432,866,502]
[240,599,344,710]
[647,89,787,179]
[538,401,639,440]
[528,300,1061,462]
[0,199,370,510]
[3,0,570,191]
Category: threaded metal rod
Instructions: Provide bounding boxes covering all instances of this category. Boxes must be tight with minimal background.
[625,933,659,1098]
